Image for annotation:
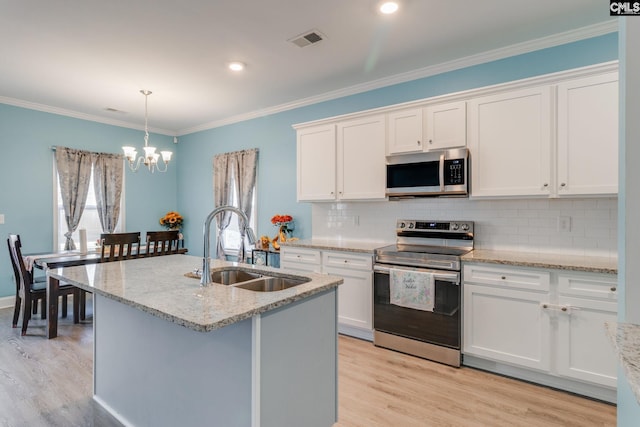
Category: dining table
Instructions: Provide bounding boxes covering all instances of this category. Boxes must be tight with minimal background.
[26,246,188,338]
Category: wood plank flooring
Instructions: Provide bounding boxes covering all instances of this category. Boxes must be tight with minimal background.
[0,301,616,426]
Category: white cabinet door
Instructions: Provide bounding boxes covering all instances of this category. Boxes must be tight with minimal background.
[468,86,552,197]
[387,108,423,155]
[424,100,466,150]
[556,72,618,196]
[337,115,386,200]
[297,124,336,201]
[324,264,373,332]
[556,295,617,387]
[463,283,551,371]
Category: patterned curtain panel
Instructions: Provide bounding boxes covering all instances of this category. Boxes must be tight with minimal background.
[55,147,95,250]
[93,152,124,233]
[213,148,259,259]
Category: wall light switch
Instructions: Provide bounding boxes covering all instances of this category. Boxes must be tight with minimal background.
[557,216,571,232]
[0,214,4,224]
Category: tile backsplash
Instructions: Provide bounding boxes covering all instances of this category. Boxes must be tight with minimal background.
[312,197,618,258]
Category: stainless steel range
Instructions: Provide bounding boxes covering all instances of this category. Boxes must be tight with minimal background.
[373,220,474,367]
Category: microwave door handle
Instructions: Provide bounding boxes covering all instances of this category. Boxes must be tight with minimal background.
[439,153,445,192]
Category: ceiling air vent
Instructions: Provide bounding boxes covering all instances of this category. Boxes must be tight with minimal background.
[289,29,325,48]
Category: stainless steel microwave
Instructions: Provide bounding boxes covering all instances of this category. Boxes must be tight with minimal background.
[386,148,469,198]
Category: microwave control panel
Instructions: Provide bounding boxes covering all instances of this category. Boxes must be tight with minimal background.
[444,159,465,185]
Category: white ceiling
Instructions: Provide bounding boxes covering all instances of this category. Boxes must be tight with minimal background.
[0,0,615,136]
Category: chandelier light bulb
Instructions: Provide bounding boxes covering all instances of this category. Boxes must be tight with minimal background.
[228,61,245,71]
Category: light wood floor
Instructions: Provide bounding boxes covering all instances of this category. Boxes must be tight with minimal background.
[0,301,616,427]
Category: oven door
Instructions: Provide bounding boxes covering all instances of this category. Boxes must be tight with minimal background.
[373,264,460,348]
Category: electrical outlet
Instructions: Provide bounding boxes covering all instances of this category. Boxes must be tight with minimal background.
[557,216,571,232]
[0,214,4,224]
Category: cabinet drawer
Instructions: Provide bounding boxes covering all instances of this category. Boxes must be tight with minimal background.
[323,251,372,271]
[558,273,618,301]
[280,247,321,266]
[463,264,550,292]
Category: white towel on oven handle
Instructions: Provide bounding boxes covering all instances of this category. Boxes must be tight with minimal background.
[389,268,435,312]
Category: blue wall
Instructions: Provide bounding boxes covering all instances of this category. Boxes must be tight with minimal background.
[176,33,619,255]
[0,32,618,298]
[0,105,177,297]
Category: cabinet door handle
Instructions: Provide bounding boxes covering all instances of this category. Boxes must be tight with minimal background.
[429,139,433,144]
[560,183,567,188]
[611,286,617,292]
[417,140,421,145]
[542,304,549,309]
[543,183,549,188]
[561,306,568,312]
[501,276,506,280]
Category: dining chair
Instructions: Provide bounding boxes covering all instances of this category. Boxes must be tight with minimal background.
[145,230,180,256]
[99,232,141,262]
[7,234,80,335]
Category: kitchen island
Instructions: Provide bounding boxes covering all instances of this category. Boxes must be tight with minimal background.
[48,255,342,427]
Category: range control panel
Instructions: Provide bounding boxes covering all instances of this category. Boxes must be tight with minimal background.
[396,220,473,233]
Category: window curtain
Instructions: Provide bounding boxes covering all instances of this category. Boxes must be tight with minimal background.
[213,148,258,259]
[93,152,124,233]
[55,147,95,250]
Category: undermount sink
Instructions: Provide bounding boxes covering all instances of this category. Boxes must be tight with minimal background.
[210,269,262,285]
[187,267,310,291]
[234,276,310,292]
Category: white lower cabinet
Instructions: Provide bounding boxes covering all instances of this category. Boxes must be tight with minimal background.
[281,247,374,340]
[464,284,551,371]
[463,263,617,400]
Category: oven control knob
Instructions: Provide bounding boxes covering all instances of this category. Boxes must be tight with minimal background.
[408,223,414,229]
[451,223,459,230]
[461,223,470,231]
[399,222,406,229]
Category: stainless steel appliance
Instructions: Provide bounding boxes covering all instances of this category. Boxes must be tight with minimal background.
[385,148,469,199]
[373,219,474,367]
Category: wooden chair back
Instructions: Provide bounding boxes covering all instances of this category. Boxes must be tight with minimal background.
[100,232,141,262]
[145,230,180,257]
[7,234,30,299]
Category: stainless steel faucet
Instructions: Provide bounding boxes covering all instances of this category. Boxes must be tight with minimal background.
[201,205,257,286]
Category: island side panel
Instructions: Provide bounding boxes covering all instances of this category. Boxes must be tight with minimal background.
[93,295,253,427]
[257,288,338,427]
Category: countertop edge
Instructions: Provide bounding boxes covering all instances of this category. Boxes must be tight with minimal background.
[48,262,343,333]
[606,322,640,405]
[461,256,618,275]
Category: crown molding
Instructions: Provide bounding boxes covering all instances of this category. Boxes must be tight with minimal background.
[178,20,618,135]
[0,96,176,136]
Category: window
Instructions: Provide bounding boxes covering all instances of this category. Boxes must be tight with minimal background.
[220,173,257,258]
[53,163,125,251]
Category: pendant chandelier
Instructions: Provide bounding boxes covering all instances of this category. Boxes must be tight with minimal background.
[122,90,172,173]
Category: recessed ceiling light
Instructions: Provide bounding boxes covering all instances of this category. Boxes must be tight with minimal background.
[228,61,245,72]
[379,1,399,14]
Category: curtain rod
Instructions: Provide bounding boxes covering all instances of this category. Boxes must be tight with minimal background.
[50,145,123,156]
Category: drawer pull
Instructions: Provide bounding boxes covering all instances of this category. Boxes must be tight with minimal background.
[561,306,568,312]
[610,286,617,292]
[501,276,506,280]
[542,304,549,309]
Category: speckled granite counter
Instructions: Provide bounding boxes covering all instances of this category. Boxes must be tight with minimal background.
[462,249,618,274]
[281,238,391,254]
[606,322,640,404]
[48,254,342,332]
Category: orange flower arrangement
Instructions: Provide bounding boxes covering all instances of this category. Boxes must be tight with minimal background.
[159,211,184,230]
[270,214,294,250]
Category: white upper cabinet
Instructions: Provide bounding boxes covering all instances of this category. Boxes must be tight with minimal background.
[387,108,423,154]
[424,100,467,150]
[387,102,467,155]
[468,86,552,197]
[297,124,336,201]
[296,115,386,202]
[556,72,618,196]
[337,115,386,200]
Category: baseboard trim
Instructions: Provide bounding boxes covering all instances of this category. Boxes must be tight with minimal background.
[0,295,15,310]
[338,324,373,342]
[463,354,617,404]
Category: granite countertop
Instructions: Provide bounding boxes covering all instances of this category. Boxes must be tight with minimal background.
[281,238,391,254]
[462,249,618,274]
[48,255,342,333]
[606,322,640,404]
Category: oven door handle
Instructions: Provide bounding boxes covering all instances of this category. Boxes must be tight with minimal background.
[374,264,459,284]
